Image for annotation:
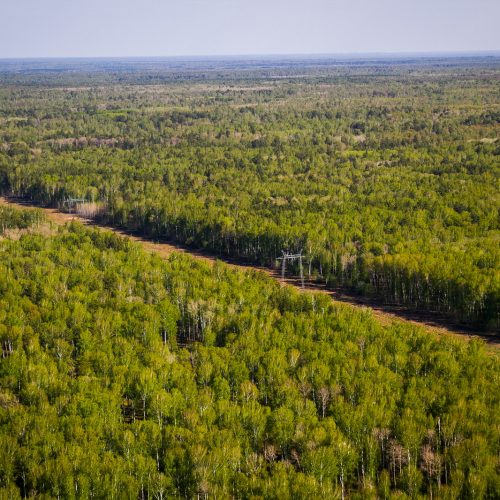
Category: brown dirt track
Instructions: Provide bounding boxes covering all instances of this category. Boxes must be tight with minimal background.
[1,196,498,348]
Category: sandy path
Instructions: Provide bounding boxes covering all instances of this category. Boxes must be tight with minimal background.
[1,196,497,347]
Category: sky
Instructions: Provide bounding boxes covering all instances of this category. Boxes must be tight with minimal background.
[1,0,499,58]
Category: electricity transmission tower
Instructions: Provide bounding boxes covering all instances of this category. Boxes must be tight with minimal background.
[277,251,305,288]
[62,197,85,213]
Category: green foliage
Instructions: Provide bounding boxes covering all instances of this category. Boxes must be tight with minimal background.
[0,59,499,497]
[0,205,45,234]
[0,61,498,327]
[0,219,498,498]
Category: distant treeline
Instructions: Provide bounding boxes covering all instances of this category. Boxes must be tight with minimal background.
[0,62,499,328]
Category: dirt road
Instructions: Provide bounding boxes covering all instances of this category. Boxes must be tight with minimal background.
[1,196,497,347]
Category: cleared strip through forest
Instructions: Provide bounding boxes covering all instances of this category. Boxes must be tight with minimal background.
[1,196,498,347]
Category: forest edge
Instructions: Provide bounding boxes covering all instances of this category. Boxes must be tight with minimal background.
[1,195,498,349]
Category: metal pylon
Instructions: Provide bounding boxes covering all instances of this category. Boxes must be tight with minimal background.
[277,251,305,288]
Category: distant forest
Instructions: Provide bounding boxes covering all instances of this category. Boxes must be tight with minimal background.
[1,57,498,329]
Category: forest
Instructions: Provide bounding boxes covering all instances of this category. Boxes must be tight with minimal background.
[0,57,498,329]
[0,204,498,498]
[0,57,499,498]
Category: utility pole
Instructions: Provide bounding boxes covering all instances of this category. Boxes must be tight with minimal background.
[63,197,85,213]
[277,251,306,288]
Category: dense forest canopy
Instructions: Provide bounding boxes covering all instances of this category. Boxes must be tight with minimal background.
[0,57,499,498]
[0,57,498,329]
[0,205,498,498]
[0,57,500,499]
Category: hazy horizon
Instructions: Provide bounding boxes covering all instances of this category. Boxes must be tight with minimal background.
[1,0,499,59]
[1,50,500,62]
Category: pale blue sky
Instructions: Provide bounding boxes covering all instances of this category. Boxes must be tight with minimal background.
[1,0,499,58]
